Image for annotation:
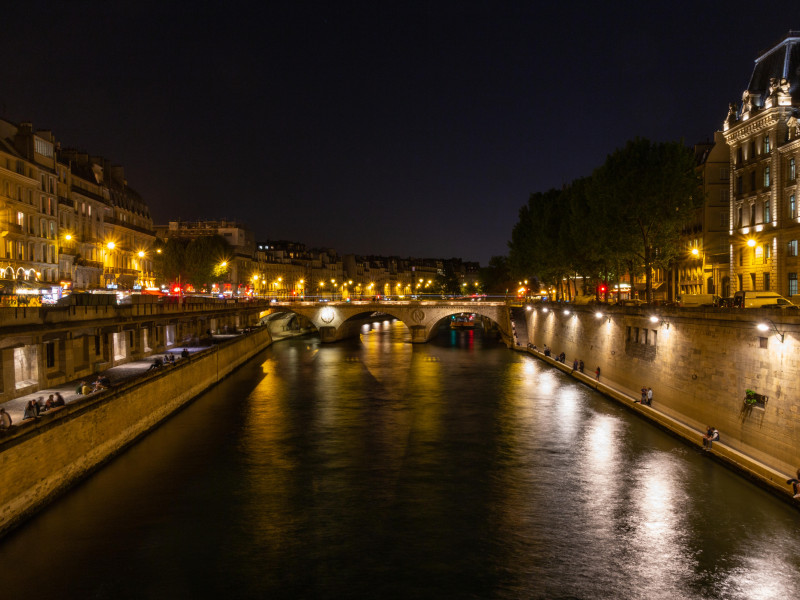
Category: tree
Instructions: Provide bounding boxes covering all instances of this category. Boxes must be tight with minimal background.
[435,264,462,296]
[509,188,575,299]
[479,255,515,295]
[591,139,701,303]
[153,235,232,291]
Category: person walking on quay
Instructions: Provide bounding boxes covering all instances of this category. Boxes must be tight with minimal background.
[572,359,578,371]
[646,387,653,406]
[579,360,584,373]
[637,387,646,403]
[595,366,601,381]
[181,348,190,360]
[0,407,11,431]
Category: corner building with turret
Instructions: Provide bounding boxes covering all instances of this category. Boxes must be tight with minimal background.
[723,31,800,298]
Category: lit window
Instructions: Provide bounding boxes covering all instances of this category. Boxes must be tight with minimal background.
[792,195,797,219]
[791,158,797,180]
[764,136,771,154]
[764,166,771,188]
[789,240,798,257]
[764,200,770,223]
[789,273,798,296]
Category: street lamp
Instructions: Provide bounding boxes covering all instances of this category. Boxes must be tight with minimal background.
[757,319,784,342]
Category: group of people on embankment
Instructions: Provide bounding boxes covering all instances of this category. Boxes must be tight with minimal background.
[0,392,68,431]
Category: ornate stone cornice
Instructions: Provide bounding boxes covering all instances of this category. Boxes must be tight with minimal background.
[723,110,784,143]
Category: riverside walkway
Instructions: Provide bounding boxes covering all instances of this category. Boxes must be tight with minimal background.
[518,345,799,502]
[0,336,241,429]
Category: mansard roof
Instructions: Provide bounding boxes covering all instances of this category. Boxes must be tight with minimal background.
[748,31,800,102]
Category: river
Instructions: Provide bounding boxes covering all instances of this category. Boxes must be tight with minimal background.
[1,319,799,599]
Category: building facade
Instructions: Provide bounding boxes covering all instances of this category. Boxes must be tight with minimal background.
[0,119,155,296]
[722,32,800,298]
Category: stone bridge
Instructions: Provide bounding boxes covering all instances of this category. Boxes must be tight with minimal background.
[264,300,515,345]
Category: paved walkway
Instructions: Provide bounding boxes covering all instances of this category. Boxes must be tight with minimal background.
[1,343,220,428]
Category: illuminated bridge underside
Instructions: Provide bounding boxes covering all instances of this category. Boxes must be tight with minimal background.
[267,301,514,345]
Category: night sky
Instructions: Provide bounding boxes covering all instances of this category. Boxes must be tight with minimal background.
[3,2,798,265]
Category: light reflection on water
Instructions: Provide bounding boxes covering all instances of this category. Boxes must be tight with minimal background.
[0,320,798,599]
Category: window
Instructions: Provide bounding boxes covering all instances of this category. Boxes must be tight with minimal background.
[791,158,797,180]
[736,176,743,194]
[751,273,756,289]
[764,273,770,291]
[791,195,797,219]
[750,171,756,191]
[738,273,743,289]
[750,204,756,226]
[764,243,771,260]
[737,206,743,227]
[737,147,743,164]
[789,240,798,257]
[789,273,798,296]
[45,342,55,368]
[764,136,771,154]
[720,167,729,181]
[764,166,771,188]
[739,249,744,266]
[719,210,727,228]
[764,200,771,223]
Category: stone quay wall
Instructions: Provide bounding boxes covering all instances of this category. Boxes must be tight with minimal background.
[525,305,800,480]
[0,327,272,537]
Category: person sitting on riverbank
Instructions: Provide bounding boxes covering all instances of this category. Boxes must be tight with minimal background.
[54,392,65,407]
[81,381,93,395]
[148,357,163,371]
[0,407,12,431]
[702,426,719,450]
[44,395,55,411]
[23,400,39,420]
[181,348,190,359]
[787,468,800,499]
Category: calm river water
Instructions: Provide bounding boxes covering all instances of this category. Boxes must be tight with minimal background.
[2,319,799,599]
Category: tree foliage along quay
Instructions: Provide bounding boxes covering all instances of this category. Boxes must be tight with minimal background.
[508,138,701,303]
[153,235,232,291]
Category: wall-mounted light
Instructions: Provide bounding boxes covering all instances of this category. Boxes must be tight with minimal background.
[542,307,549,313]
[526,306,532,311]
[757,319,784,343]
[595,311,610,323]
[649,315,659,323]
[563,310,570,316]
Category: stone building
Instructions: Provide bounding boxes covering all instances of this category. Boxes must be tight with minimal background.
[0,121,60,296]
[722,31,800,298]
[0,118,155,296]
[675,132,731,298]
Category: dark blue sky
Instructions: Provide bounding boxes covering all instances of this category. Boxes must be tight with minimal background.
[3,1,798,264]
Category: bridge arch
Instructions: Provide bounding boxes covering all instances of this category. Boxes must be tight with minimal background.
[262,301,514,346]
